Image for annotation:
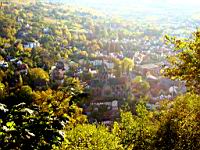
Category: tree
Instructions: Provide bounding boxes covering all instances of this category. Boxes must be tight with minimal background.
[132,76,150,98]
[163,32,200,94]
[62,28,72,41]
[0,102,65,150]
[112,93,200,150]
[0,70,5,82]
[32,89,87,124]
[154,93,200,150]
[112,102,158,150]
[16,42,24,52]
[122,57,134,74]
[58,124,123,150]
[29,68,49,88]
[0,16,17,41]
[17,85,33,103]
[40,35,54,49]
[88,40,101,51]
[0,55,4,61]
[113,58,122,77]
[0,82,5,99]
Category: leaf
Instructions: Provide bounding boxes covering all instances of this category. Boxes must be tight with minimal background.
[6,121,15,128]
[20,108,34,115]
[0,103,8,112]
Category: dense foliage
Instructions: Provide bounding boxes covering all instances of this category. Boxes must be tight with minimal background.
[58,124,123,150]
[0,102,64,149]
[113,94,200,150]
[164,33,200,94]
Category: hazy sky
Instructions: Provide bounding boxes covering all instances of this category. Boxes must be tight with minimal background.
[139,0,198,6]
[56,0,200,9]
[63,0,200,5]
[50,0,200,14]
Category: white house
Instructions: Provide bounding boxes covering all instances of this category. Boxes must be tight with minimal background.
[0,61,8,68]
[90,60,103,66]
[43,28,50,34]
[24,41,40,49]
[104,61,114,69]
[89,68,98,75]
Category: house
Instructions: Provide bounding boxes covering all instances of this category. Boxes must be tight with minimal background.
[17,17,24,23]
[136,64,160,76]
[0,61,8,68]
[104,61,114,69]
[56,61,65,70]
[96,64,109,81]
[10,58,18,63]
[16,30,27,39]
[16,60,22,66]
[111,100,118,110]
[23,41,40,49]
[51,61,67,86]
[78,59,86,65]
[108,77,130,99]
[52,69,65,81]
[17,64,28,75]
[169,86,179,97]
[146,72,158,80]
[90,59,103,66]
[43,27,50,34]
[134,52,146,64]
[25,24,31,29]
[89,68,98,75]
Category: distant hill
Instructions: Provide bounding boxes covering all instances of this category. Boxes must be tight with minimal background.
[47,0,200,20]
[48,0,200,10]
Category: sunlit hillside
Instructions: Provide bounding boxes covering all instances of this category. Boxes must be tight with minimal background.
[0,0,199,149]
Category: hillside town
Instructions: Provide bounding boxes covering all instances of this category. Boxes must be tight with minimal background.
[1,1,200,149]
[0,1,191,123]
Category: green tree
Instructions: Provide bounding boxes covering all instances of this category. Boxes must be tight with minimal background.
[113,58,122,77]
[163,32,200,94]
[32,89,87,124]
[29,68,49,88]
[0,82,5,99]
[0,16,17,41]
[0,102,65,150]
[58,124,123,150]
[132,76,150,98]
[122,57,134,74]
[113,102,158,150]
[154,93,200,150]
[17,85,33,103]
